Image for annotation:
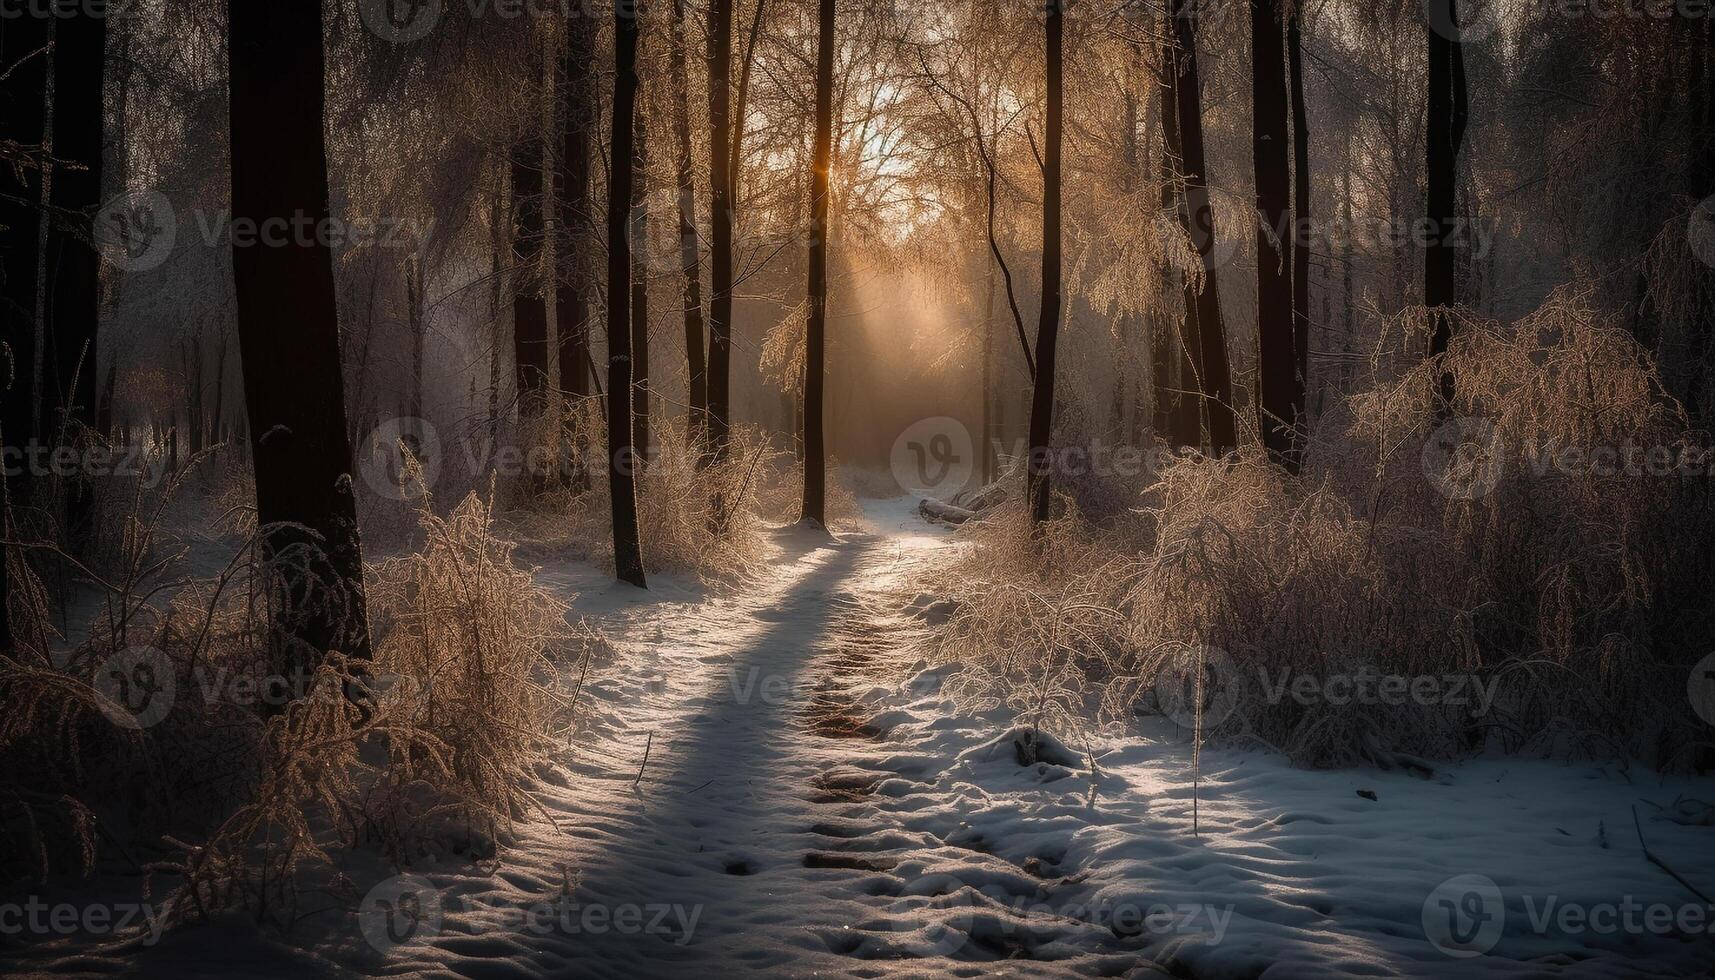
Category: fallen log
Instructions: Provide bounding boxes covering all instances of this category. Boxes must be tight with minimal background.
[917,498,976,526]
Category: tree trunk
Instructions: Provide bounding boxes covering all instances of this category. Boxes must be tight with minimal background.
[801,0,834,527]
[671,0,708,447]
[1170,0,1237,456]
[982,254,997,483]
[1026,0,1064,527]
[406,245,424,422]
[488,153,507,458]
[631,99,653,469]
[706,0,735,462]
[228,0,371,665]
[1158,36,1201,450]
[1252,0,1298,471]
[609,2,649,588]
[513,117,549,428]
[183,335,205,456]
[2,15,51,485]
[1288,5,1311,438]
[705,0,767,465]
[1425,0,1468,417]
[47,11,104,458]
[558,17,595,488]
[210,331,228,454]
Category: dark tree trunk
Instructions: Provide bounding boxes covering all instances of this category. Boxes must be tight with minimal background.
[706,0,735,461]
[671,0,708,446]
[557,18,595,492]
[705,0,766,465]
[406,246,424,421]
[210,331,228,454]
[558,18,594,410]
[513,120,549,427]
[97,363,116,439]
[1150,313,1173,439]
[982,255,997,483]
[228,0,371,664]
[1026,0,1064,527]
[1425,0,1468,417]
[1252,0,1298,471]
[1170,0,1237,456]
[46,12,104,457]
[1288,5,1311,439]
[182,336,204,456]
[631,101,652,468]
[609,2,648,588]
[1158,36,1202,451]
[488,154,507,455]
[2,16,51,513]
[802,0,834,527]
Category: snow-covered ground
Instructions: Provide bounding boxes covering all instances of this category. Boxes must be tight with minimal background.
[6,497,1714,978]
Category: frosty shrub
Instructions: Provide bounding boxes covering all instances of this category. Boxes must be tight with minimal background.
[1,476,594,931]
[367,487,579,832]
[519,423,794,582]
[927,289,1715,771]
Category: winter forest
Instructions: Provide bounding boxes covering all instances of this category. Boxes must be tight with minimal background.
[2,0,1715,976]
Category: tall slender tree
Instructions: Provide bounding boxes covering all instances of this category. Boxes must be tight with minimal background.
[1026,0,1065,527]
[512,105,550,429]
[558,15,596,442]
[609,0,649,588]
[801,0,835,527]
[1158,36,1202,450]
[1169,0,1237,455]
[1,15,50,467]
[631,97,653,468]
[705,0,766,466]
[228,0,371,664]
[705,0,735,461]
[1253,0,1299,471]
[1288,3,1311,432]
[1425,0,1469,418]
[46,12,105,461]
[671,0,708,444]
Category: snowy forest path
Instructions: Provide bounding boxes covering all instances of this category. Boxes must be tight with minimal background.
[403,503,987,979]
